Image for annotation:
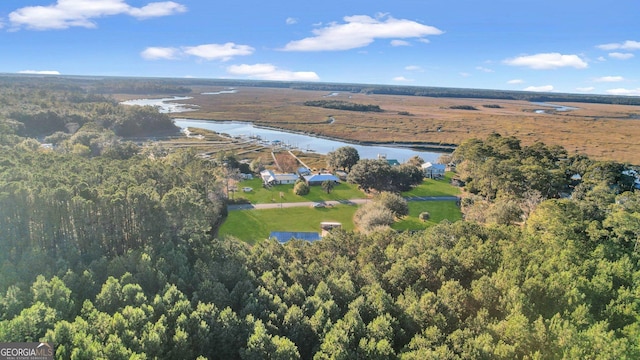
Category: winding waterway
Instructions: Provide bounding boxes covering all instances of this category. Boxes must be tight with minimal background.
[121,95,442,162]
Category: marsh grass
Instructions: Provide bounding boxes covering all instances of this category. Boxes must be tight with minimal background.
[173,86,640,164]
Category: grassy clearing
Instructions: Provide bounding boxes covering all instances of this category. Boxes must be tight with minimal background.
[233,178,366,204]
[218,204,358,244]
[223,170,462,243]
[402,172,461,197]
[392,201,462,231]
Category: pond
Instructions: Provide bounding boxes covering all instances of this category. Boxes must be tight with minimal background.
[531,102,579,114]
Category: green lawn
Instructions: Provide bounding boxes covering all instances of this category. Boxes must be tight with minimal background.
[221,171,463,243]
[233,177,366,204]
[392,201,462,231]
[219,204,358,244]
[402,172,461,197]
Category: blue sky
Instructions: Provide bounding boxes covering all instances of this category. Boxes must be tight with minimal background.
[1,0,639,95]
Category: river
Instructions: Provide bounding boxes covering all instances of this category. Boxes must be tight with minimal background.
[121,94,442,162]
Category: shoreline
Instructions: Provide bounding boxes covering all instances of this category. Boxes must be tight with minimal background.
[172,117,456,154]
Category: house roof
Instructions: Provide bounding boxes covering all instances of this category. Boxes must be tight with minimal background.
[304,174,340,182]
[260,169,275,183]
[274,173,299,182]
[270,232,321,243]
[261,170,298,183]
[421,162,446,170]
[386,159,400,166]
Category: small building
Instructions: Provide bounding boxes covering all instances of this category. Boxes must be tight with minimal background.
[240,173,253,180]
[260,170,299,185]
[298,167,312,176]
[421,162,446,179]
[321,222,342,236]
[386,159,400,166]
[304,173,340,186]
[274,173,299,184]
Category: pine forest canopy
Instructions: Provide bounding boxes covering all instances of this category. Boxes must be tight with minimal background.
[0,76,639,358]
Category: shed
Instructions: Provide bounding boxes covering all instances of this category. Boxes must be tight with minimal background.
[320,222,342,236]
[298,167,312,176]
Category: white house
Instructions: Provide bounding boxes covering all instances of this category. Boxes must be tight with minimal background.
[260,170,299,185]
[421,162,446,179]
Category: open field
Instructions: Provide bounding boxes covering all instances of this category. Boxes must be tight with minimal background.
[402,172,462,197]
[156,86,640,164]
[233,178,366,203]
[392,201,463,231]
[218,204,358,244]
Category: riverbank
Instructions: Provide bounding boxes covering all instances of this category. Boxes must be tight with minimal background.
[182,117,457,153]
[120,87,640,164]
[173,118,443,162]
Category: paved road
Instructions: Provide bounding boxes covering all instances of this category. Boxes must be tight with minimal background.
[228,196,459,211]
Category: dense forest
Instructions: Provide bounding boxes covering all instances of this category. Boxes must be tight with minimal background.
[0,77,639,359]
[5,73,640,105]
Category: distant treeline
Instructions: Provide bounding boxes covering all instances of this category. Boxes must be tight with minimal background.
[3,74,640,105]
[0,75,191,95]
[303,100,383,112]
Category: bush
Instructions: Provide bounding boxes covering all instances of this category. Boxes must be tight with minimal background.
[354,202,395,233]
[374,192,409,217]
[419,212,431,222]
[293,181,310,195]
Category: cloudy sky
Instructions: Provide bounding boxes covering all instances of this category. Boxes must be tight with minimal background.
[1,0,639,95]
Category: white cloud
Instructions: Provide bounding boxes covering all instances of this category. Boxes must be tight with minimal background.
[141,47,179,60]
[286,17,297,25]
[393,76,414,82]
[605,88,640,96]
[507,79,524,84]
[183,43,254,61]
[504,53,588,70]
[142,42,254,61]
[9,0,186,30]
[597,40,640,51]
[524,85,554,92]
[127,2,186,19]
[226,63,319,81]
[459,72,471,78]
[609,52,634,60]
[594,76,624,83]
[390,40,410,47]
[405,65,423,72]
[282,14,443,51]
[576,87,595,92]
[18,70,61,75]
[597,56,607,62]
[475,66,494,73]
